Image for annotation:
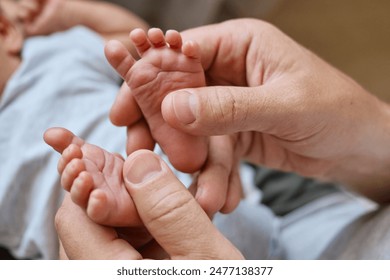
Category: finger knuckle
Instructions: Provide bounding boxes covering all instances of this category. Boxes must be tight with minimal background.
[146,189,193,228]
[206,87,241,130]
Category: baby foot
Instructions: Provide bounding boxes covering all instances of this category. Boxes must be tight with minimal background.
[44,127,141,227]
[105,28,207,173]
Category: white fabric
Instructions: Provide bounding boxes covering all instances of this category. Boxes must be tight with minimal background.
[214,186,376,259]
[0,27,127,259]
[279,190,376,259]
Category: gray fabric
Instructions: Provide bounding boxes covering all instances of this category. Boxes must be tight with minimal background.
[0,27,127,259]
[215,190,376,260]
[280,191,376,259]
[255,167,340,216]
[320,205,390,259]
[214,200,283,260]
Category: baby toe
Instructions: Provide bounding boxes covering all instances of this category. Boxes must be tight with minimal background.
[61,158,85,192]
[182,40,201,59]
[130,28,151,55]
[86,189,110,224]
[70,171,94,208]
[166,29,183,50]
[58,144,83,174]
[148,28,166,48]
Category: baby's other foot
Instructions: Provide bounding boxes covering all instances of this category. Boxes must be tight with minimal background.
[105,28,207,173]
[44,127,141,227]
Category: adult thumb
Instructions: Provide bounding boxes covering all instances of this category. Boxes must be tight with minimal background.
[123,150,243,259]
[162,86,278,135]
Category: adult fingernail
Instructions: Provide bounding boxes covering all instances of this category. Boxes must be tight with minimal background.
[172,91,197,124]
[125,152,162,184]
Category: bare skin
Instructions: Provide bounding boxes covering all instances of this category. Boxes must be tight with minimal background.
[105,28,208,173]
[46,127,243,258]
[44,127,141,226]
[0,3,24,96]
[0,0,147,96]
[43,29,218,226]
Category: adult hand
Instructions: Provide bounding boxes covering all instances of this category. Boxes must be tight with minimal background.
[160,19,390,202]
[56,150,243,259]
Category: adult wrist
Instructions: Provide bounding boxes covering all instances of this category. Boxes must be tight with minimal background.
[332,97,390,202]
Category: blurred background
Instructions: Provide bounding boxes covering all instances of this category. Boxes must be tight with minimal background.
[269,0,390,103]
[109,0,390,102]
